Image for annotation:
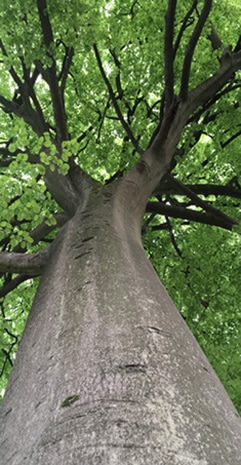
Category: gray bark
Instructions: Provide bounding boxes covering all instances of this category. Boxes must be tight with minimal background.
[0,248,50,274]
[0,178,240,465]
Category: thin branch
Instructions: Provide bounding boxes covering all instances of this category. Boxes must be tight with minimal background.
[0,40,48,135]
[0,247,50,275]
[60,46,74,94]
[164,0,177,109]
[93,43,144,155]
[23,71,48,132]
[0,40,22,88]
[207,24,222,51]
[29,212,68,245]
[187,82,241,125]
[180,0,212,99]
[109,49,124,100]
[173,1,198,57]
[1,348,14,375]
[222,128,241,148]
[166,216,182,256]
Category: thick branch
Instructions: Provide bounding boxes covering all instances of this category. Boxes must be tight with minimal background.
[0,247,50,274]
[164,0,177,109]
[180,0,212,99]
[167,175,238,225]
[0,94,45,136]
[29,212,68,245]
[189,49,241,113]
[36,0,69,142]
[146,201,236,231]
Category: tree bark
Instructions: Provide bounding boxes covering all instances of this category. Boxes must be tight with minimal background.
[0,179,241,465]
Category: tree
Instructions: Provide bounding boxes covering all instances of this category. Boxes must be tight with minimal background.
[0,0,241,463]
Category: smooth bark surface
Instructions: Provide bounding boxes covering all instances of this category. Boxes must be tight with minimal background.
[1,179,241,464]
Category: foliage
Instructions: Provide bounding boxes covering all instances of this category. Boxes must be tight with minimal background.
[0,0,241,415]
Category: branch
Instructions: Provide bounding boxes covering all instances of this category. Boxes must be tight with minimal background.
[36,0,69,142]
[189,49,241,114]
[165,216,182,256]
[29,212,68,245]
[19,57,47,129]
[207,24,222,51]
[93,44,144,155]
[156,181,241,200]
[167,174,238,225]
[0,247,50,274]
[0,275,34,298]
[0,39,49,135]
[222,128,241,149]
[0,141,82,218]
[60,46,74,94]
[1,348,14,375]
[109,49,124,100]
[0,40,22,88]
[187,82,241,125]
[173,1,198,57]
[0,94,45,136]
[187,183,241,199]
[9,213,68,255]
[156,49,241,158]
[164,0,177,109]
[180,0,212,99]
[146,201,236,231]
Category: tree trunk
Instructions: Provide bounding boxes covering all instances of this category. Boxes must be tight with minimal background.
[0,180,241,465]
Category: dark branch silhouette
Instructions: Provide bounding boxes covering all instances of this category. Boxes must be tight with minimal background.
[147,201,236,231]
[180,0,212,99]
[164,0,177,109]
[93,43,144,155]
[173,1,198,57]
[36,0,69,142]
